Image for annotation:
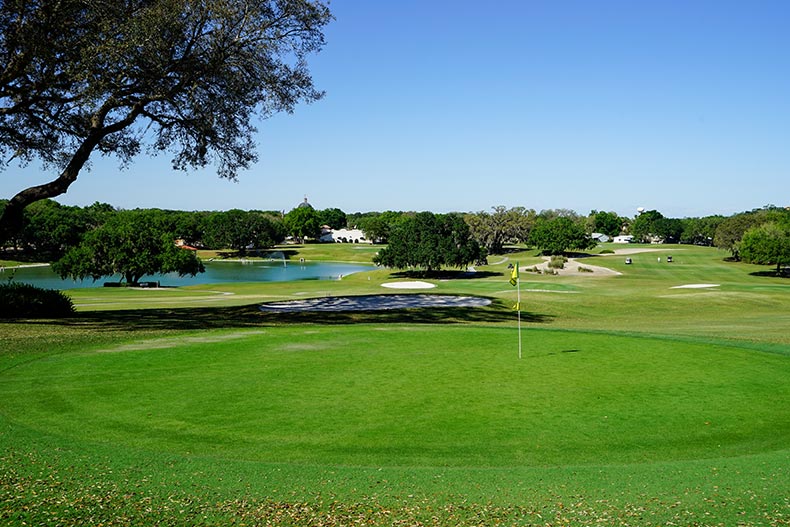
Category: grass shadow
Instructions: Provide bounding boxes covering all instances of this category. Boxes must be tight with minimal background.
[6,299,554,332]
[749,269,789,278]
[389,270,502,280]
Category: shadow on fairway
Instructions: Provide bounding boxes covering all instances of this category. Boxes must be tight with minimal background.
[389,270,503,280]
[11,300,553,332]
[749,269,789,278]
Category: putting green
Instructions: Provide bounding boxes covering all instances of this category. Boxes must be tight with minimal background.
[1,325,787,468]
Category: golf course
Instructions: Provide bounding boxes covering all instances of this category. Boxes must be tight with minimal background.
[1,244,788,526]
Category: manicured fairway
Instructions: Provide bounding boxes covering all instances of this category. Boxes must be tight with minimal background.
[3,326,787,470]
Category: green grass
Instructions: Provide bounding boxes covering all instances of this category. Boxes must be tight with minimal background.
[1,244,789,525]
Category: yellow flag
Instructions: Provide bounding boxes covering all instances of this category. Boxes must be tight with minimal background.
[509,262,519,286]
[512,302,520,311]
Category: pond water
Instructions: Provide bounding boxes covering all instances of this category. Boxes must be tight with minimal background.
[2,260,373,290]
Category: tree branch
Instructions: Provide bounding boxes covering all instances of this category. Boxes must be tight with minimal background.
[0,101,146,243]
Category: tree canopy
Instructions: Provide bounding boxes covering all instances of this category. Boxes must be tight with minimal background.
[739,222,790,274]
[317,208,347,230]
[529,217,595,255]
[53,210,204,285]
[373,212,486,272]
[588,210,623,238]
[629,210,683,244]
[201,209,285,255]
[465,206,536,255]
[284,205,320,242]
[0,0,332,240]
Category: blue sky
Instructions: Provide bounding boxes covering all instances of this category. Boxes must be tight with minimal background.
[3,0,789,218]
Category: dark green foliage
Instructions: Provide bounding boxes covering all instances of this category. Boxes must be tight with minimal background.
[529,217,595,255]
[201,210,285,254]
[2,200,115,259]
[715,206,790,258]
[373,212,486,271]
[589,210,623,238]
[0,282,74,318]
[353,211,408,243]
[679,215,724,246]
[317,208,347,230]
[284,206,321,242]
[53,210,204,285]
[739,222,790,273]
[629,210,683,243]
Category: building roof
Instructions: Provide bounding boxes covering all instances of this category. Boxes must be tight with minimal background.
[297,196,313,209]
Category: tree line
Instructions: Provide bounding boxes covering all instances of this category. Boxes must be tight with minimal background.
[1,200,788,281]
[0,200,348,284]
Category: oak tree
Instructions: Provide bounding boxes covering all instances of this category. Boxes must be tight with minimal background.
[529,217,595,255]
[0,0,331,240]
[53,209,204,285]
[373,212,486,272]
[739,222,790,274]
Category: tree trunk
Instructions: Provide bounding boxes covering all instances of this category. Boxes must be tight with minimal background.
[0,102,143,244]
[0,136,98,244]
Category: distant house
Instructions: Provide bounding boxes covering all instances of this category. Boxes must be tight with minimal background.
[175,239,198,251]
[613,235,634,244]
[319,227,369,244]
[591,233,610,243]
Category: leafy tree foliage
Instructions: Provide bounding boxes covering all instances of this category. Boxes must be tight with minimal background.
[739,222,790,273]
[714,207,790,259]
[201,210,285,254]
[373,212,486,272]
[19,200,86,258]
[353,211,408,243]
[629,210,683,243]
[588,210,623,238]
[0,0,332,240]
[4,199,113,258]
[679,216,724,246]
[538,208,580,221]
[169,211,207,247]
[53,210,204,285]
[465,206,536,254]
[284,205,320,242]
[629,210,663,242]
[317,208,347,230]
[529,217,595,255]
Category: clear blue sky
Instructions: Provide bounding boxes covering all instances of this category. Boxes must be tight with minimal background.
[3,0,789,218]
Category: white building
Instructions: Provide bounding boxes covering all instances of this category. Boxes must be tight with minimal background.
[319,227,369,243]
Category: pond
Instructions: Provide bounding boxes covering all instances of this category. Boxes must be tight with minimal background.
[2,260,374,290]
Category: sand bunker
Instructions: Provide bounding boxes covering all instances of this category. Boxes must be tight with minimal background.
[259,294,491,312]
[381,281,436,289]
[670,284,720,289]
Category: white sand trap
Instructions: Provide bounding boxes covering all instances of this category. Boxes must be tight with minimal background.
[381,281,436,289]
[259,294,490,312]
[670,284,720,289]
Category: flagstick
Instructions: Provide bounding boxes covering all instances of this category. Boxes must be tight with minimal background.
[517,274,522,359]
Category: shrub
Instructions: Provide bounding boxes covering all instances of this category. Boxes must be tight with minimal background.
[599,249,615,254]
[548,255,567,269]
[0,282,75,318]
[578,266,594,273]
